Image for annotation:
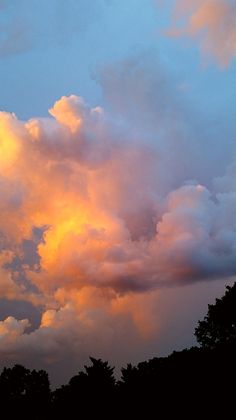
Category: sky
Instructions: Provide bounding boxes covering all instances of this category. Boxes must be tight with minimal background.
[0,0,236,386]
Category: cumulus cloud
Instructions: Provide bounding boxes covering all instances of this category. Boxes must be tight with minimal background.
[0,85,236,382]
[0,288,161,384]
[0,316,30,349]
[167,0,236,66]
[0,252,24,300]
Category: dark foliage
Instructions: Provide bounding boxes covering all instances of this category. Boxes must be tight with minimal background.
[52,357,116,417]
[0,282,235,418]
[0,364,50,419]
[195,282,236,347]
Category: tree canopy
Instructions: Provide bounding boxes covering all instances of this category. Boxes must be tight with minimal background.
[195,282,236,347]
[0,283,235,418]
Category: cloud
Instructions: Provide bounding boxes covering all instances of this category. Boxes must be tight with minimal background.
[0,78,236,382]
[0,288,161,384]
[0,316,30,348]
[167,0,236,66]
[0,251,24,300]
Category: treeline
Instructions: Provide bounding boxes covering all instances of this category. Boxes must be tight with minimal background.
[1,282,236,419]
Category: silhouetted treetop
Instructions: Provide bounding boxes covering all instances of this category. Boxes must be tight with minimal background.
[1,284,236,419]
[195,282,236,347]
[0,364,50,419]
[0,364,50,399]
[68,357,115,390]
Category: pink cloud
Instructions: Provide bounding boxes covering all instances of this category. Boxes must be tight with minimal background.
[167,0,236,66]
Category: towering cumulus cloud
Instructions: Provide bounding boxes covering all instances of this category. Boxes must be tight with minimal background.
[168,0,236,66]
[0,90,236,381]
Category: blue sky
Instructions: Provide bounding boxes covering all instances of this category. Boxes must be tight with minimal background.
[1,0,235,122]
[1,0,159,117]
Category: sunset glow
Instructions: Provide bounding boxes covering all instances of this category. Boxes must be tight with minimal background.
[0,0,235,384]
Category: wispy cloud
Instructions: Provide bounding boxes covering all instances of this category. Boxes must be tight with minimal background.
[166,0,236,67]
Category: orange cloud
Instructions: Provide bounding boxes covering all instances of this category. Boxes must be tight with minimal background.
[167,0,236,66]
[0,94,236,379]
[1,95,235,294]
[0,112,22,176]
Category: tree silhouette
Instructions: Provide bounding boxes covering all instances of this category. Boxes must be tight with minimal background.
[195,282,236,347]
[83,357,115,388]
[0,364,50,419]
[52,357,116,417]
[1,284,236,418]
